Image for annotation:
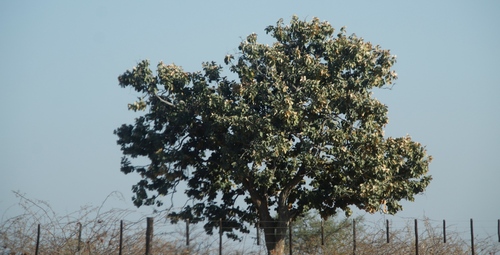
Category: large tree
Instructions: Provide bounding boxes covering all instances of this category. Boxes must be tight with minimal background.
[114,16,431,255]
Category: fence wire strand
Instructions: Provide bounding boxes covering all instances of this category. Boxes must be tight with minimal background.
[1,194,499,254]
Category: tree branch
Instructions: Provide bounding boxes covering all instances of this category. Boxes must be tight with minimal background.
[155,93,176,107]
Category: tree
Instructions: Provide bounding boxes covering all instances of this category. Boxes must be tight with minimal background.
[114,16,432,255]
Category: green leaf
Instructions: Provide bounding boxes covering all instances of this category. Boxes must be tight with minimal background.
[115,16,431,254]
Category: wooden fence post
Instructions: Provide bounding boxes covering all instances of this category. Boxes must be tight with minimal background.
[386,219,390,243]
[414,219,419,255]
[186,219,190,247]
[119,220,123,255]
[470,218,475,255]
[256,221,260,246]
[77,222,82,253]
[321,220,324,246]
[35,223,40,255]
[145,217,154,255]
[353,219,356,255]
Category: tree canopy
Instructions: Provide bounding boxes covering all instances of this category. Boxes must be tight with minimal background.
[114,16,432,255]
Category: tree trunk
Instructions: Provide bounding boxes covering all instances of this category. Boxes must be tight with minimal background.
[248,178,296,255]
[262,219,288,255]
[260,201,292,255]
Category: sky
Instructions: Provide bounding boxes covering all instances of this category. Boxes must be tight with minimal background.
[1,0,499,238]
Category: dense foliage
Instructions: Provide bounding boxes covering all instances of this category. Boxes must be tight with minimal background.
[115,16,432,254]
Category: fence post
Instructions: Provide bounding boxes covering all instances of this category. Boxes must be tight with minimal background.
[119,220,123,255]
[145,217,154,255]
[186,219,190,247]
[77,222,82,253]
[414,219,418,255]
[35,223,40,255]
[289,222,292,255]
[442,220,446,243]
[353,219,356,255]
[498,219,500,243]
[386,219,390,243]
[470,218,475,255]
[256,221,260,246]
[219,218,223,255]
[321,220,324,246]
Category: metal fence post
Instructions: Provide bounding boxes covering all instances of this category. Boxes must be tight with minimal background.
[443,220,446,243]
[219,218,223,255]
[35,224,40,255]
[470,218,475,255]
[119,220,123,255]
[414,219,418,255]
[289,222,292,255]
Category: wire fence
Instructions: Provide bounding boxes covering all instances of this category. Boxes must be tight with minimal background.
[3,215,499,255]
[2,192,499,254]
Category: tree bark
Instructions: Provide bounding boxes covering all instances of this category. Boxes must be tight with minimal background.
[259,202,291,255]
[261,219,288,255]
[243,174,296,255]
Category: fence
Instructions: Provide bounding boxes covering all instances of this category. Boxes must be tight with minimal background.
[9,216,500,255]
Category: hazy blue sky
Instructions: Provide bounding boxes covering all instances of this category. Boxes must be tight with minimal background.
[1,0,499,234]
